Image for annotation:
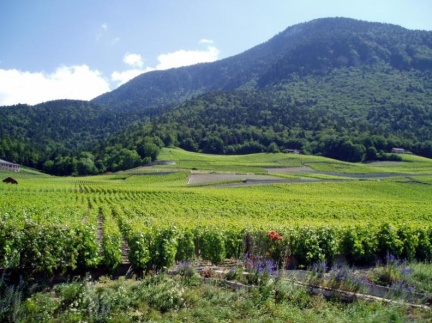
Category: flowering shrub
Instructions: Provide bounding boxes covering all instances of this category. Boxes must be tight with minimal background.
[266,230,287,265]
[243,255,277,285]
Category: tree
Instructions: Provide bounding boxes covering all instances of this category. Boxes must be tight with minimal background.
[180,138,199,152]
[200,136,224,154]
[339,141,365,162]
[137,141,160,161]
[105,148,142,171]
[365,146,377,161]
[267,142,280,153]
[77,152,97,175]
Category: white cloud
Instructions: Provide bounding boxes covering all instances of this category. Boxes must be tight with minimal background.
[111,67,155,86]
[111,43,220,87]
[156,45,219,70]
[0,65,111,106]
[123,53,144,68]
[199,39,214,44]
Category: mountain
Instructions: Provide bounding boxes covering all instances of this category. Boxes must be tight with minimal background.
[104,17,432,161]
[110,63,432,162]
[2,17,432,174]
[93,17,432,114]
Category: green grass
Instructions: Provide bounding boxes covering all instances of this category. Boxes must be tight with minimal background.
[156,148,432,175]
[157,148,343,173]
[2,151,432,229]
[365,154,432,174]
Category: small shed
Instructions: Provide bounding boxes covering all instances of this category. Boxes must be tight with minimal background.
[2,177,18,184]
[283,149,301,154]
[391,148,405,154]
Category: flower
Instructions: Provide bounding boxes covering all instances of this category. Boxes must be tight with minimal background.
[267,230,282,241]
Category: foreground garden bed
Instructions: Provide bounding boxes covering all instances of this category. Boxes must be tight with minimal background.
[1,266,431,322]
[170,257,432,308]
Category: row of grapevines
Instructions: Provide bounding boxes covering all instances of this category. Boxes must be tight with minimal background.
[107,208,432,269]
[0,192,99,272]
[99,205,122,270]
[0,219,99,272]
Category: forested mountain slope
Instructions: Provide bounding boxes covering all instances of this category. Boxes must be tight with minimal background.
[105,18,432,161]
[130,66,432,161]
[93,17,432,114]
[1,17,432,174]
[0,100,130,168]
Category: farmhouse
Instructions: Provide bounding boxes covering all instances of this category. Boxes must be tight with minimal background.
[391,148,405,154]
[0,159,20,172]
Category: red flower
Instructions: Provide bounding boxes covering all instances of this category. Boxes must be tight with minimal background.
[267,230,282,241]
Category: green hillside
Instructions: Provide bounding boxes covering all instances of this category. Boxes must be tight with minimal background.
[0,100,138,168]
[136,65,432,160]
[1,18,432,175]
[102,18,432,164]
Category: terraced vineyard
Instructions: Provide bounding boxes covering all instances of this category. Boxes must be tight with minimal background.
[1,148,432,274]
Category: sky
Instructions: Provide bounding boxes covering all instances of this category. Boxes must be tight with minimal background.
[0,0,431,106]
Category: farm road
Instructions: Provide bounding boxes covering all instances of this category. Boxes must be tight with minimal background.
[187,167,429,187]
[187,173,279,185]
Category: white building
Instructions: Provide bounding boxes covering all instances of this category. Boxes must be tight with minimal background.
[391,148,405,154]
[0,159,20,172]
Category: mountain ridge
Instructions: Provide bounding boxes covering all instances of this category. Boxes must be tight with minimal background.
[92,17,432,112]
[1,17,432,174]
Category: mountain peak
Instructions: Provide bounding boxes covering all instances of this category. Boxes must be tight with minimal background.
[93,17,432,113]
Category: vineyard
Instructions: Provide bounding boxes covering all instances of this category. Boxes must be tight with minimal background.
[1,148,432,274]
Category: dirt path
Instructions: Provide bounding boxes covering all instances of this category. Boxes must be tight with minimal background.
[121,238,130,264]
[265,166,316,174]
[187,168,432,188]
[187,173,278,185]
[97,213,104,255]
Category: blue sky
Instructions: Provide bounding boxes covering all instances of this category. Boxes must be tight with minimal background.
[1,0,431,106]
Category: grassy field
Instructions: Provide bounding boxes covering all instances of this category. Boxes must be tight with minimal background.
[2,148,432,229]
[152,147,432,175]
[1,149,432,320]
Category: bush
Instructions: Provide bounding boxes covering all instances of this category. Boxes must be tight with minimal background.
[224,229,244,259]
[139,275,184,312]
[293,226,337,267]
[127,231,151,270]
[293,227,325,267]
[397,225,419,261]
